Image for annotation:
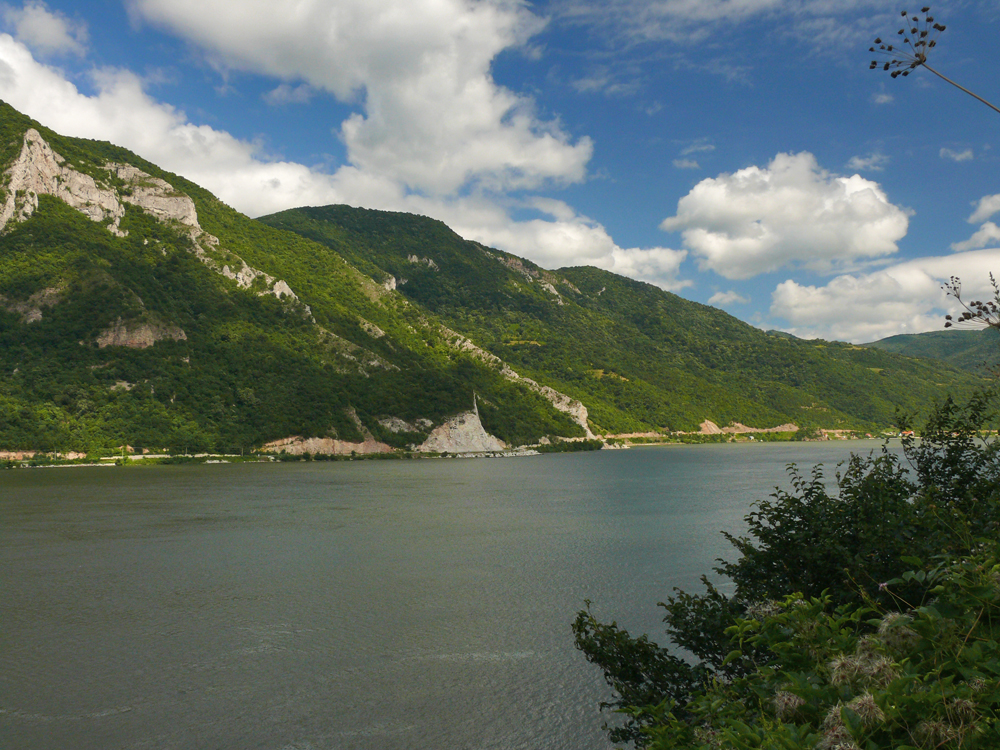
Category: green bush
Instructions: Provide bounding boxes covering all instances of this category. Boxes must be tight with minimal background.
[574,389,1000,746]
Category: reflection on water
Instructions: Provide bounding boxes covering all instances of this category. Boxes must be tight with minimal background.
[0,442,890,750]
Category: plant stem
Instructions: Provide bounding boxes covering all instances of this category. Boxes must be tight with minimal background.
[923,63,1000,115]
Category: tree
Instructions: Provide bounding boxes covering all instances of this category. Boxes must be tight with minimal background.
[574,391,999,746]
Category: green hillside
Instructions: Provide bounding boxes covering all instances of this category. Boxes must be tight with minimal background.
[0,102,581,453]
[0,99,989,455]
[259,204,987,434]
[864,328,1000,374]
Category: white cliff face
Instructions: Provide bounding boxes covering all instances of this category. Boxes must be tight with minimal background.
[1,129,126,235]
[96,317,187,349]
[0,129,305,309]
[417,403,507,453]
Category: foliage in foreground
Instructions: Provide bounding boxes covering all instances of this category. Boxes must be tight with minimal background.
[574,389,1000,747]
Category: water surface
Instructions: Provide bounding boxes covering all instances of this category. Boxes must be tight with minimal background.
[1,442,889,750]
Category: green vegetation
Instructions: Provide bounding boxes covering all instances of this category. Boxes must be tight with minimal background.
[260,205,987,435]
[573,390,1000,748]
[0,98,990,455]
[0,102,580,454]
[864,328,1000,374]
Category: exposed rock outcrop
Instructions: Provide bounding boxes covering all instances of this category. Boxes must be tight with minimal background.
[261,435,395,456]
[263,407,395,455]
[699,420,799,435]
[96,317,187,349]
[0,285,62,323]
[1,129,306,310]
[417,398,506,453]
[1,129,125,234]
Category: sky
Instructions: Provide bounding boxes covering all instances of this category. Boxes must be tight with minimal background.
[0,0,998,343]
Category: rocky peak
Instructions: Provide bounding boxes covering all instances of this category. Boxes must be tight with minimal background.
[0,128,308,312]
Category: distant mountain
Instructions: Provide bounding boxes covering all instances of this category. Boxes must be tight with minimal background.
[0,100,988,455]
[258,204,986,435]
[864,329,1000,375]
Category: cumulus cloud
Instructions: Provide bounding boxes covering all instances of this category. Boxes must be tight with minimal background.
[1,0,87,56]
[951,222,1000,252]
[940,147,973,162]
[262,83,313,106]
[659,152,910,280]
[846,152,888,172]
[0,33,689,291]
[768,249,1000,342]
[871,92,893,104]
[969,194,1000,224]
[127,0,592,196]
[708,290,749,305]
[442,197,690,290]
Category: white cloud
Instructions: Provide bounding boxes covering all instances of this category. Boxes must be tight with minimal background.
[871,92,893,105]
[127,0,592,196]
[673,158,699,169]
[969,194,1000,224]
[1,1,86,56]
[659,152,910,280]
[681,140,714,156]
[940,147,973,162]
[846,152,889,172]
[768,249,1000,342]
[951,222,1000,252]
[708,290,749,305]
[0,33,688,291]
[442,197,690,290]
[556,0,890,47]
[262,83,313,106]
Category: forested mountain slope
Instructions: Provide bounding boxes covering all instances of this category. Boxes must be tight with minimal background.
[864,328,1000,374]
[260,204,986,434]
[0,102,583,453]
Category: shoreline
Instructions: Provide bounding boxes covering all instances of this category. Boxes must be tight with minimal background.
[0,433,900,471]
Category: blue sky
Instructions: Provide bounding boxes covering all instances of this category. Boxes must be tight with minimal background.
[1,0,998,342]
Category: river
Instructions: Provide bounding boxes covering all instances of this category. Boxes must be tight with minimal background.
[0,441,893,750]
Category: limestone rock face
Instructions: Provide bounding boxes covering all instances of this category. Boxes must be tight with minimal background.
[111,164,201,229]
[262,435,394,456]
[96,318,187,349]
[417,405,506,453]
[0,129,125,234]
[0,129,307,310]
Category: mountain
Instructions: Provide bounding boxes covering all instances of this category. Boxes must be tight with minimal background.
[864,328,1000,375]
[257,204,987,434]
[0,100,987,455]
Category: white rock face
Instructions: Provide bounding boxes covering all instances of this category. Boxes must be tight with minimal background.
[417,401,506,453]
[262,435,394,456]
[1,130,305,309]
[1,129,125,235]
[111,163,201,230]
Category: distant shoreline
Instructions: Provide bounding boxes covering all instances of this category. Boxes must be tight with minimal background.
[0,433,901,470]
